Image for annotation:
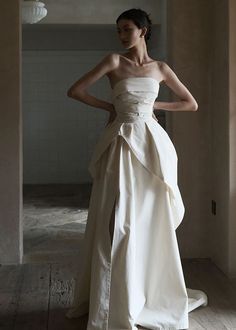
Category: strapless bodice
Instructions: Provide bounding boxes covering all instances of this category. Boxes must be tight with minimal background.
[89,76,185,231]
[111,77,159,123]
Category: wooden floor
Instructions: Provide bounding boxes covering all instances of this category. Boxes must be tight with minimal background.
[0,258,236,329]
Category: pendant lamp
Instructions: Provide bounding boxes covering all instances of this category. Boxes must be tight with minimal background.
[21,0,47,24]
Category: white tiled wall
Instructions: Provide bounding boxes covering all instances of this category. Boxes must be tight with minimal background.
[22,50,111,184]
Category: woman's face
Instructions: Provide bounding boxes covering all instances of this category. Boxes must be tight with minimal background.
[116,19,144,48]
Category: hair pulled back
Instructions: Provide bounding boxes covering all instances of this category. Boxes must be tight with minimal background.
[116,8,152,43]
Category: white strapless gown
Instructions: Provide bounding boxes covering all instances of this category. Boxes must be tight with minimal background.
[65,77,208,330]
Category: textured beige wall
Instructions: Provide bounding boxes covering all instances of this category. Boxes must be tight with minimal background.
[167,0,236,277]
[0,1,23,264]
[210,0,229,275]
[229,0,236,277]
[167,0,213,258]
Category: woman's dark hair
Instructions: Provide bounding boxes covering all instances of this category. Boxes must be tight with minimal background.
[116,8,152,43]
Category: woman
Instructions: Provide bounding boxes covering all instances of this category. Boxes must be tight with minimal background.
[65,8,208,330]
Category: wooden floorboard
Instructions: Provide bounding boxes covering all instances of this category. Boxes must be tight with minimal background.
[0,259,236,329]
[0,265,23,330]
[48,263,80,330]
[183,259,236,329]
[14,264,50,330]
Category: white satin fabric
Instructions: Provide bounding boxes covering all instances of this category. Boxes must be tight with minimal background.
[65,77,208,329]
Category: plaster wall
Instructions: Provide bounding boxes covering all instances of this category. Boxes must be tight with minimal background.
[210,0,229,275]
[167,0,213,258]
[167,0,236,278]
[229,0,236,277]
[0,1,23,264]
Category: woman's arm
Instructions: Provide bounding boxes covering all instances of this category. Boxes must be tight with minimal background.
[154,62,198,112]
[67,53,118,114]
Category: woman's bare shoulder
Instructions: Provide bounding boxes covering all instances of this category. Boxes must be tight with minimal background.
[155,60,176,83]
[106,52,133,63]
[157,60,176,75]
[156,60,169,70]
[102,52,120,65]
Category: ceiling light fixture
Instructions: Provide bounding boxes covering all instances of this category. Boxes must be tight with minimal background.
[21,0,47,24]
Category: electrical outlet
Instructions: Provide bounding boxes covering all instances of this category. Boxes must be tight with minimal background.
[211,200,216,215]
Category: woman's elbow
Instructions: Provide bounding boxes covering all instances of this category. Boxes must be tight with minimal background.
[67,88,75,98]
[67,87,85,99]
[190,100,198,111]
[193,101,198,111]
